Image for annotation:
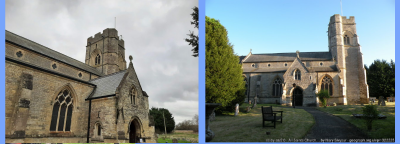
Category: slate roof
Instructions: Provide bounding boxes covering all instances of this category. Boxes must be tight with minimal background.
[6,30,104,76]
[243,67,287,73]
[88,70,127,98]
[243,52,332,62]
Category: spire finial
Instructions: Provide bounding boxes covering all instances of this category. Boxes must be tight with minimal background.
[250,49,252,53]
[129,55,133,62]
[296,50,300,58]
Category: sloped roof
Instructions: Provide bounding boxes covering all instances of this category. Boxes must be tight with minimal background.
[89,70,127,98]
[243,67,287,73]
[5,30,104,76]
[243,52,332,62]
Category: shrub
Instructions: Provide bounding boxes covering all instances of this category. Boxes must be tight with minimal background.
[362,105,379,131]
[317,90,330,108]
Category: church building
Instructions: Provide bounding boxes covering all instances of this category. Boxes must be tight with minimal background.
[5,28,156,143]
[240,15,369,106]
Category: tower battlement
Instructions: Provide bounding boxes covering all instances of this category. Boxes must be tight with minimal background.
[330,14,355,24]
[87,28,124,47]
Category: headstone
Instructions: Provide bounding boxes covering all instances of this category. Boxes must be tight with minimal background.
[378,96,384,106]
[172,138,178,143]
[234,103,239,116]
[246,106,251,112]
[382,100,386,106]
[249,100,252,105]
[210,111,215,121]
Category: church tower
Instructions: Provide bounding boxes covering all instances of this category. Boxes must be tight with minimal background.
[327,14,369,104]
[85,28,127,75]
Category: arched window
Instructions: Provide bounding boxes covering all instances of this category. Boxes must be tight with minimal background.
[97,124,101,136]
[95,54,101,65]
[50,89,73,131]
[321,76,333,96]
[272,78,282,97]
[344,35,350,45]
[294,69,301,80]
[130,87,136,105]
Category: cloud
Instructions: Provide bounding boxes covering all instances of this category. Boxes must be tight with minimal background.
[6,0,199,124]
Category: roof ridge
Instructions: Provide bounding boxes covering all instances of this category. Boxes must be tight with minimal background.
[89,70,127,82]
[253,51,330,55]
[5,30,100,73]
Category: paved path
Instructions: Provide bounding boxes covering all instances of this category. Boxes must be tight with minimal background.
[295,107,368,142]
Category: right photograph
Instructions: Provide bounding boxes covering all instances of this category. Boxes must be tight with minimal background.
[205,0,395,142]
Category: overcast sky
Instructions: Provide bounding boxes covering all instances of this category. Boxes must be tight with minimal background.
[6,0,198,124]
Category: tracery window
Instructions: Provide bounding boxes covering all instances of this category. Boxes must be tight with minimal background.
[130,87,136,105]
[95,54,101,65]
[50,89,73,131]
[321,76,333,96]
[294,69,301,80]
[272,78,282,97]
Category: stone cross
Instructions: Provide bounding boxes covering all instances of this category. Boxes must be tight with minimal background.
[234,103,239,116]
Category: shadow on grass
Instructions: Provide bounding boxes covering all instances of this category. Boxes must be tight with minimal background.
[316,102,395,139]
[210,104,314,142]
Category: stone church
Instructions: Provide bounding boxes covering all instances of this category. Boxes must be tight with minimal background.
[5,28,156,143]
[240,15,369,106]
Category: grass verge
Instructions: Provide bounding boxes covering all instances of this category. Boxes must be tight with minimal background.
[316,102,395,139]
[209,104,314,142]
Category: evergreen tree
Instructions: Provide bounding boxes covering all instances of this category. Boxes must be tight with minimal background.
[205,16,245,112]
[185,6,199,57]
[149,107,175,133]
[365,59,395,99]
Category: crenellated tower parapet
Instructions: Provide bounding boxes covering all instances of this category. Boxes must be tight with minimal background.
[85,28,127,75]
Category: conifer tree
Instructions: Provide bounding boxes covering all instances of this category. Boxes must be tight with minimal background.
[205,16,245,112]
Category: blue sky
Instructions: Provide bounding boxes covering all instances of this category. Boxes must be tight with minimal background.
[206,0,395,66]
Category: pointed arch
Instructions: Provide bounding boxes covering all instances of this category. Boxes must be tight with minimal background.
[90,48,102,66]
[130,85,138,105]
[343,31,354,45]
[319,74,334,96]
[293,69,301,80]
[50,84,76,132]
[272,77,283,97]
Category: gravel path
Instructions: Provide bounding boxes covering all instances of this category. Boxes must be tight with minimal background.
[296,107,369,142]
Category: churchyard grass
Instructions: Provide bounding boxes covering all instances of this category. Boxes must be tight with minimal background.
[316,102,395,139]
[209,104,314,142]
[158,131,198,143]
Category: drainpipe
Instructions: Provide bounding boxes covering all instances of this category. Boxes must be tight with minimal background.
[248,75,250,103]
[86,86,97,143]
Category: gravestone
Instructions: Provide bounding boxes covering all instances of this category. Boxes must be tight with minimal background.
[382,100,386,106]
[210,111,215,121]
[246,106,251,112]
[249,100,252,105]
[234,103,239,116]
[172,138,178,143]
[253,97,258,107]
[378,96,384,106]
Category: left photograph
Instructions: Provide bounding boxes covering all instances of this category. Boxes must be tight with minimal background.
[5,0,199,143]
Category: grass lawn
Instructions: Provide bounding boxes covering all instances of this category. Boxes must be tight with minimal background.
[316,102,395,139]
[157,132,198,143]
[209,104,315,142]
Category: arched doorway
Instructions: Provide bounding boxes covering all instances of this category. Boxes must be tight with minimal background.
[129,119,141,143]
[293,88,303,106]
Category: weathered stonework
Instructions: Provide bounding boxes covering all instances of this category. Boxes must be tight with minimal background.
[6,28,155,143]
[241,15,369,106]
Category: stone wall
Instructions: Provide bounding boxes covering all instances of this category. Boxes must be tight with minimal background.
[6,43,99,81]
[6,61,94,140]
